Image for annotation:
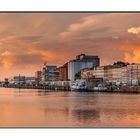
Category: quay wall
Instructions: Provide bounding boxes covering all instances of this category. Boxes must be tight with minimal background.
[111,86,140,93]
[6,81,72,91]
[3,80,140,93]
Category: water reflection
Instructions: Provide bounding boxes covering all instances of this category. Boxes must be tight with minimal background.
[44,107,70,118]
[100,108,140,126]
[72,109,100,122]
[0,88,140,127]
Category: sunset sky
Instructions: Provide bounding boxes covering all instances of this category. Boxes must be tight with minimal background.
[0,13,140,79]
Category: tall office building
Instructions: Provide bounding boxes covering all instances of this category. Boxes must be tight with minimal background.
[68,54,100,81]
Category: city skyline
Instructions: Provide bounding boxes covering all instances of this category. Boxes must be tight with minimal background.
[0,13,140,79]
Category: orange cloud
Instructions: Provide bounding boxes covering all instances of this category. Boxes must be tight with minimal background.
[128,26,140,35]
[59,16,96,39]
[0,51,15,69]
[28,48,65,65]
[120,44,140,63]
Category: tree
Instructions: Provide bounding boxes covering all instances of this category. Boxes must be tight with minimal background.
[113,61,130,67]
[75,71,81,80]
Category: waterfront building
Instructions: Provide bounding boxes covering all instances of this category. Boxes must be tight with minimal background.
[126,64,140,85]
[81,65,114,81]
[107,64,140,86]
[35,71,42,84]
[25,77,36,85]
[58,63,68,81]
[13,76,36,86]
[87,66,125,85]
[81,68,95,79]
[93,66,106,79]
[109,67,123,85]
[81,64,140,86]
[68,54,100,81]
[13,76,26,85]
[121,67,128,85]
[41,65,59,82]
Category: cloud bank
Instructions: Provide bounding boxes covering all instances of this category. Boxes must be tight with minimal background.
[0,13,140,78]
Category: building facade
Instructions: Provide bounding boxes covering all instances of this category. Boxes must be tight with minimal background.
[35,71,42,84]
[41,65,59,82]
[81,68,94,79]
[25,77,36,85]
[126,64,140,85]
[58,63,68,81]
[13,76,26,85]
[81,64,140,86]
[68,54,100,81]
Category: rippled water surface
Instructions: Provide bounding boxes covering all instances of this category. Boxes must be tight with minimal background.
[0,88,140,127]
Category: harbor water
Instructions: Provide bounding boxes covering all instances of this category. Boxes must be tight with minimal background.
[0,88,140,127]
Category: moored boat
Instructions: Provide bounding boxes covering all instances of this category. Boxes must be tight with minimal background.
[71,80,89,92]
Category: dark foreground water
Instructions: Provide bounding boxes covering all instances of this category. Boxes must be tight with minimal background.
[0,88,140,127]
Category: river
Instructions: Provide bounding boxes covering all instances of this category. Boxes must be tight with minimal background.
[0,88,139,127]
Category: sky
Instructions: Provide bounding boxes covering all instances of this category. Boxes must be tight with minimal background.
[0,13,140,79]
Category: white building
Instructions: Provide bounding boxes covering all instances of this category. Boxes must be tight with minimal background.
[81,64,140,86]
[68,54,100,81]
[13,76,25,85]
[41,65,59,82]
[126,64,140,85]
[93,66,105,79]
[25,77,36,85]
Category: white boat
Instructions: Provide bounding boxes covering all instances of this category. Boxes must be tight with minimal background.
[71,80,88,92]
